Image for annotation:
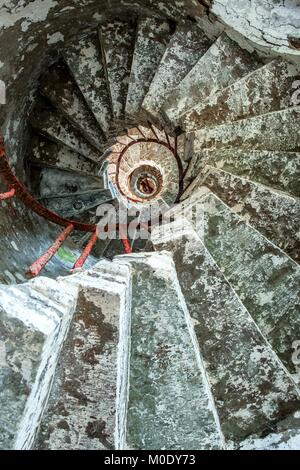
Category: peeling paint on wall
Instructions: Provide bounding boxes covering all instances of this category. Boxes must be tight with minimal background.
[0,0,59,30]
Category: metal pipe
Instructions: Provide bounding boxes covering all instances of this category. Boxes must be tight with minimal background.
[0,188,15,200]
[0,136,96,232]
[119,224,132,254]
[121,237,132,254]
[72,232,98,270]
[26,224,74,278]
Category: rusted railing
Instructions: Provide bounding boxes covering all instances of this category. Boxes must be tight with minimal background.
[0,136,100,276]
[26,224,75,278]
[1,126,182,277]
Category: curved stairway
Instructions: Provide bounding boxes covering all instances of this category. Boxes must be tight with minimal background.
[1,14,300,450]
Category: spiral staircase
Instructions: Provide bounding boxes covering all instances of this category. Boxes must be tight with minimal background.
[0,5,300,451]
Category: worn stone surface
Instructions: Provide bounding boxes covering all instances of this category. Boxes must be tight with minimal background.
[116,252,222,450]
[29,136,100,176]
[180,133,196,190]
[163,33,261,123]
[64,33,112,136]
[173,191,300,374]
[212,0,300,55]
[0,0,299,452]
[41,191,112,221]
[240,411,300,450]
[195,166,300,262]
[126,17,171,117]
[99,20,136,122]
[40,61,106,149]
[193,106,300,152]
[35,261,131,450]
[0,308,45,449]
[30,104,102,162]
[0,276,79,449]
[152,222,300,444]
[176,133,194,173]
[38,168,103,197]
[142,23,212,118]
[36,288,119,449]
[187,148,300,198]
[182,59,299,131]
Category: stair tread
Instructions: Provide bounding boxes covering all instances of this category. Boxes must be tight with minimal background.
[187,148,300,198]
[99,20,136,122]
[0,277,78,449]
[170,191,300,373]
[41,192,112,220]
[193,106,300,152]
[152,221,300,444]
[116,252,223,450]
[29,136,99,176]
[192,166,300,262]
[126,17,171,117]
[64,33,112,136]
[38,168,103,197]
[143,24,212,118]
[35,261,131,450]
[163,33,261,123]
[0,307,45,449]
[40,61,106,148]
[176,133,194,174]
[182,58,299,131]
[30,105,101,162]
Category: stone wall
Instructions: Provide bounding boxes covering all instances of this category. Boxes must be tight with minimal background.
[211,0,300,56]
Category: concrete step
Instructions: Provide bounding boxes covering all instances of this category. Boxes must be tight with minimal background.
[38,168,104,198]
[142,24,212,119]
[64,33,112,136]
[193,106,300,152]
[99,20,136,122]
[30,105,102,163]
[187,166,300,262]
[176,132,195,174]
[186,148,300,198]
[239,411,300,450]
[116,252,223,450]
[182,59,299,131]
[34,260,131,450]
[152,221,300,445]
[126,17,171,118]
[0,277,78,449]
[40,61,106,148]
[41,191,112,220]
[169,190,300,374]
[29,136,99,176]
[163,33,261,124]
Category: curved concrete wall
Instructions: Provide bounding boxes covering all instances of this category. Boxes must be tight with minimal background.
[211,0,300,56]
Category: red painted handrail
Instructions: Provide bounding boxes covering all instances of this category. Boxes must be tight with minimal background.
[0,137,96,232]
[0,128,176,274]
[26,224,74,278]
[72,232,98,270]
[0,188,15,200]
